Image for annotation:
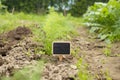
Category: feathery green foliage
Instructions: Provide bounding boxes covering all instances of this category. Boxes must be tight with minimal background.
[42,8,75,54]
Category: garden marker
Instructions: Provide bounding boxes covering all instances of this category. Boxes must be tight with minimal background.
[52,41,70,61]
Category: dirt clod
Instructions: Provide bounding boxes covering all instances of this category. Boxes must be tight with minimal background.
[0,26,32,56]
[41,56,78,80]
[65,77,75,80]
[0,55,4,66]
[0,48,8,56]
[0,41,5,47]
[7,26,32,41]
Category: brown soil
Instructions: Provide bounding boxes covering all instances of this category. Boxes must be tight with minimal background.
[72,27,120,80]
[0,26,32,56]
[41,55,78,80]
[0,26,43,77]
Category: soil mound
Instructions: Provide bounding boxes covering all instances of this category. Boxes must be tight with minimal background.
[7,26,32,40]
[0,26,32,56]
[0,36,43,77]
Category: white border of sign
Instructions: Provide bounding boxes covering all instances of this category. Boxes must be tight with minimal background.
[52,41,71,55]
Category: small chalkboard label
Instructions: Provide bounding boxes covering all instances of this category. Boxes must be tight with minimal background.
[52,41,70,55]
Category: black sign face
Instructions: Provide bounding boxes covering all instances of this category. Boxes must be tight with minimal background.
[53,42,70,55]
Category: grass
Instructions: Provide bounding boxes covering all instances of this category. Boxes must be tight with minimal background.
[76,58,93,80]
[67,15,84,27]
[0,12,45,34]
[104,71,112,80]
[103,43,111,56]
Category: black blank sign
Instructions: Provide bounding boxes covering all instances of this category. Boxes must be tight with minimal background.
[53,42,70,54]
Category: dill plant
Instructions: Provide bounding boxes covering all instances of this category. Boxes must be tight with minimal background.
[43,8,75,54]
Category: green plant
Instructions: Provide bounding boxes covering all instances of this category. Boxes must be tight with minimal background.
[42,8,75,54]
[0,12,45,34]
[83,0,120,42]
[103,44,111,56]
[104,48,111,56]
[76,58,93,80]
[104,70,112,80]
